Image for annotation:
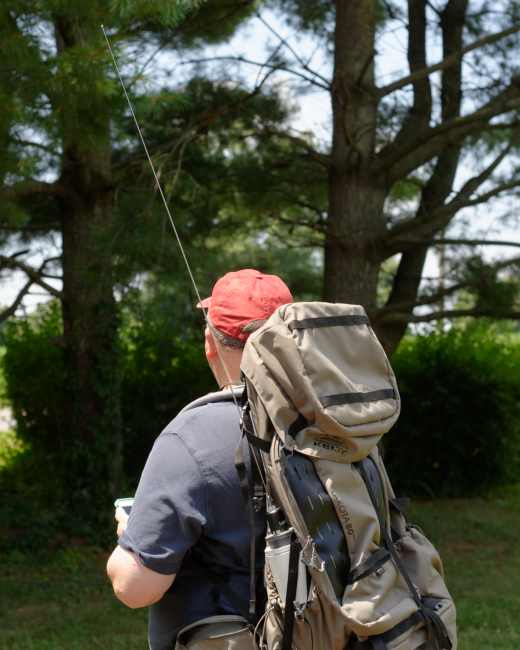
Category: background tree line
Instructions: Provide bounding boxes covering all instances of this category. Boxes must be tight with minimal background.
[1,0,520,540]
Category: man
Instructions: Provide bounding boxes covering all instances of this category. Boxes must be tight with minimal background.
[107,268,293,649]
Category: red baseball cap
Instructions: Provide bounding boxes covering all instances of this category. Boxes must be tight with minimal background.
[199,269,293,345]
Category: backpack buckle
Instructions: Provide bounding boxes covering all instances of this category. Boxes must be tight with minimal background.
[252,484,265,512]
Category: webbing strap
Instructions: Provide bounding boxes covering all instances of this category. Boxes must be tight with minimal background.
[321,389,396,408]
[287,412,308,438]
[356,459,452,650]
[234,439,257,618]
[371,639,387,650]
[346,547,390,586]
[287,314,369,330]
[245,430,271,453]
[348,610,423,649]
[357,460,422,608]
[281,534,300,650]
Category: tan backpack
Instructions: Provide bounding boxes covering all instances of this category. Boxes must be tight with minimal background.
[239,302,457,650]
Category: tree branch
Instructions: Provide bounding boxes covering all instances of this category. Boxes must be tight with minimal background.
[258,127,329,167]
[10,137,59,156]
[406,237,520,248]
[0,255,63,299]
[382,307,520,324]
[0,279,33,322]
[179,56,331,90]
[378,253,520,317]
[2,179,66,201]
[378,22,520,98]
[385,141,516,252]
[453,177,520,209]
[377,0,468,352]
[389,1,432,160]
[377,76,520,183]
[255,11,331,87]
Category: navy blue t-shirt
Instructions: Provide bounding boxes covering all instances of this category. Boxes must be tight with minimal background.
[119,393,265,649]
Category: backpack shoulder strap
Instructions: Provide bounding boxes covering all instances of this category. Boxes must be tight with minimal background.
[179,385,245,415]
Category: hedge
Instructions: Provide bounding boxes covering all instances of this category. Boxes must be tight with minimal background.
[386,325,520,497]
[2,307,520,545]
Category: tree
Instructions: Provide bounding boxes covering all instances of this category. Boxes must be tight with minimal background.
[182,0,520,353]
[3,0,520,522]
[0,0,257,521]
[327,0,520,352]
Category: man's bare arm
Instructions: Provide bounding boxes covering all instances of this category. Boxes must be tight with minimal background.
[106,507,175,608]
[106,545,175,609]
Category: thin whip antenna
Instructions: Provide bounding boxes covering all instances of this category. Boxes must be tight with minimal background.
[101,25,270,495]
[101,24,202,308]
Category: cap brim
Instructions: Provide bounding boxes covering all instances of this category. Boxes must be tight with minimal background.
[196,297,211,309]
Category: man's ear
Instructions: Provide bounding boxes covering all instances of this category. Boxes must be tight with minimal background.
[205,327,218,361]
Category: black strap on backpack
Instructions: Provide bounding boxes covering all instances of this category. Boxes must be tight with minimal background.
[281,532,301,650]
[181,387,264,623]
[356,458,452,650]
[234,386,266,620]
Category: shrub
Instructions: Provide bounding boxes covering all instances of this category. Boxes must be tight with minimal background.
[0,298,216,545]
[386,325,520,497]
[2,302,66,455]
[120,323,214,483]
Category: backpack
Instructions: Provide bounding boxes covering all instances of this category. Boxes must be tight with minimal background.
[238,301,457,650]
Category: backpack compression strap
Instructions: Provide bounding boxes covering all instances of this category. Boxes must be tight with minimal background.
[356,458,452,650]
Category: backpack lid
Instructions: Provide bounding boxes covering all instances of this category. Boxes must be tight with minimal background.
[240,302,400,462]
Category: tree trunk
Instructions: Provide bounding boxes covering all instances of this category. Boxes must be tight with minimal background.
[60,175,123,516]
[324,1,384,311]
[56,16,122,527]
[324,174,385,309]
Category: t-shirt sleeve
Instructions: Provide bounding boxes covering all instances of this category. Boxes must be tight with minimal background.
[118,432,207,575]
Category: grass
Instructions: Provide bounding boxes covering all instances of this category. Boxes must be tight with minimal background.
[0,547,147,650]
[1,490,519,649]
[410,487,520,650]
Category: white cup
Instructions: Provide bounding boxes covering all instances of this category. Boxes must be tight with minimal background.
[114,497,134,515]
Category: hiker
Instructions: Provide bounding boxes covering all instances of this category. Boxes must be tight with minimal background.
[106,268,293,650]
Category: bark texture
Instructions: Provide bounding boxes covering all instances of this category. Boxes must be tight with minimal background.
[325,0,384,309]
[55,16,122,513]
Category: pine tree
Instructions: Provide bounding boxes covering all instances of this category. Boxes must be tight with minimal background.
[0,0,255,525]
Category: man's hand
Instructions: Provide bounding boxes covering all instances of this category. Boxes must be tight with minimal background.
[115,507,129,537]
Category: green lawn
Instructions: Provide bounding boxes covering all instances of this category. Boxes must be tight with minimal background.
[0,547,147,649]
[411,488,520,650]
[1,490,519,649]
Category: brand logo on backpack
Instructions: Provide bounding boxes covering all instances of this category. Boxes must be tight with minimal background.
[312,435,349,457]
[329,489,356,539]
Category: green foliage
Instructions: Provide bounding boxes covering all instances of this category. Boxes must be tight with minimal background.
[386,325,520,497]
[267,0,335,43]
[0,430,25,470]
[3,302,66,454]
[0,303,70,547]
[112,0,205,25]
[0,293,212,544]
[120,288,215,482]
[461,256,520,314]
[1,300,123,543]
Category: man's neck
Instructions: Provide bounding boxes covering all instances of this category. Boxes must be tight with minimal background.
[219,380,243,390]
